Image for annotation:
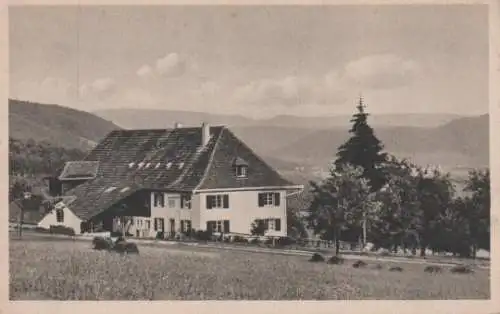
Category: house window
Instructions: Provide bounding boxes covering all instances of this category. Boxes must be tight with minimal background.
[56,209,64,223]
[181,220,192,233]
[206,220,230,233]
[236,165,248,178]
[258,192,281,207]
[181,194,192,209]
[168,198,176,208]
[153,192,165,207]
[145,219,151,230]
[257,218,281,232]
[104,187,117,193]
[206,194,229,209]
[154,218,165,231]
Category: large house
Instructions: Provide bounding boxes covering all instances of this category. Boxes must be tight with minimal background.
[40,123,303,238]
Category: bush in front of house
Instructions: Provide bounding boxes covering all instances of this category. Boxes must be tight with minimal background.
[389,266,404,272]
[194,230,213,241]
[232,235,248,243]
[249,237,261,245]
[424,265,443,273]
[92,236,114,251]
[113,241,139,254]
[49,225,75,236]
[309,253,325,263]
[327,255,344,265]
[352,260,367,268]
[155,231,165,240]
[275,237,297,247]
[450,264,474,274]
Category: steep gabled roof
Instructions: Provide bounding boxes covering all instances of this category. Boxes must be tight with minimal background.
[61,126,298,220]
[195,129,295,190]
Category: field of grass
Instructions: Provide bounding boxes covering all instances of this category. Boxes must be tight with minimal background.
[9,238,490,300]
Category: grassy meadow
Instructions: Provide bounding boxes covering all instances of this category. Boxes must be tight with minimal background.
[9,237,490,300]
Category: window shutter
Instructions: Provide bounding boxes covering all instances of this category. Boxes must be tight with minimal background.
[154,218,158,231]
[206,196,212,209]
[275,219,281,231]
[181,220,185,232]
[206,221,210,231]
[274,193,280,206]
[180,196,184,208]
[258,193,264,207]
[223,195,229,208]
[223,220,230,233]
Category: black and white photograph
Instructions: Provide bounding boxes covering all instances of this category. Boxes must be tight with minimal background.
[7,2,494,302]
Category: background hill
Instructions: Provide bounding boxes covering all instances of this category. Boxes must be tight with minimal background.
[9,99,488,199]
[94,108,462,129]
[9,99,121,151]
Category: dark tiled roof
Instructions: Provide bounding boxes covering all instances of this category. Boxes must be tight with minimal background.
[64,178,141,220]
[61,126,298,220]
[59,161,100,180]
[233,157,249,166]
[196,129,295,190]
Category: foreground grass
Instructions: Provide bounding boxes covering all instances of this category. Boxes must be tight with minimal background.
[9,239,489,300]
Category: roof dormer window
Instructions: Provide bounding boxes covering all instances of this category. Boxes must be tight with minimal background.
[236,165,248,178]
[128,162,135,168]
[233,157,249,178]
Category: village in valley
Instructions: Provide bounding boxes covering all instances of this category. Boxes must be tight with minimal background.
[8,4,491,301]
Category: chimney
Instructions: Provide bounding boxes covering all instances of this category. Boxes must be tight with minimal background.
[202,122,210,146]
[174,122,183,129]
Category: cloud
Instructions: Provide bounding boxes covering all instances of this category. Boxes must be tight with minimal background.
[155,52,188,77]
[79,77,116,100]
[343,54,421,89]
[136,64,153,78]
[232,54,420,108]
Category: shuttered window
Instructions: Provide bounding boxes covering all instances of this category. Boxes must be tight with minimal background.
[206,194,229,209]
[258,192,281,207]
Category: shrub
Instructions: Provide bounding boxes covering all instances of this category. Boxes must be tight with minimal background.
[92,237,113,251]
[193,230,212,241]
[113,241,139,254]
[309,253,325,263]
[352,260,367,268]
[389,266,403,272]
[276,237,297,247]
[155,231,165,240]
[249,238,260,245]
[110,231,123,237]
[327,255,344,265]
[49,225,75,236]
[450,265,474,274]
[424,265,443,273]
[232,236,248,243]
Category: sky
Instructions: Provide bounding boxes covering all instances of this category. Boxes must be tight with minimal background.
[9,5,489,119]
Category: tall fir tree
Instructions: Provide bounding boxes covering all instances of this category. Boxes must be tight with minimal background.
[334,97,387,191]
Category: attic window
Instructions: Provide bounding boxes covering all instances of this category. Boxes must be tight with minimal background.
[137,162,145,169]
[145,163,152,169]
[155,163,161,169]
[104,187,117,193]
[233,157,249,178]
[128,162,135,168]
[166,162,173,169]
[178,162,185,169]
[120,187,130,193]
[236,165,248,178]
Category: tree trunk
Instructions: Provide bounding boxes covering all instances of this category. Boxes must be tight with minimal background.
[334,228,341,256]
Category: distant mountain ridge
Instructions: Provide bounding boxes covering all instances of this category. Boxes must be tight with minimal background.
[9,99,488,183]
[9,99,121,151]
[93,108,464,129]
